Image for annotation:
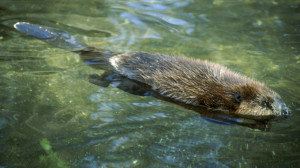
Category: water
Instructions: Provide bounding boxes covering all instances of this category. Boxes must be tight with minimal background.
[1,0,300,167]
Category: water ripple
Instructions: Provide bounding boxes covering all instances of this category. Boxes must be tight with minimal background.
[141,11,190,26]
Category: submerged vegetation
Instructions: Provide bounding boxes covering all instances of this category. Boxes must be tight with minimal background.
[40,138,69,168]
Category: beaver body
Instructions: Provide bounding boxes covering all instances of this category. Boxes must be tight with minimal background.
[109,52,288,120]
[14,22,290,120]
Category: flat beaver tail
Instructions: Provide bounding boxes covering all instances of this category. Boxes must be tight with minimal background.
[14,22,117,70]
[14,22,88,51]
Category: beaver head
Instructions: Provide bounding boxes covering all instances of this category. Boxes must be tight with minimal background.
[229,83,289,120]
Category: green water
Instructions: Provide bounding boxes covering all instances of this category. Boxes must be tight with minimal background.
[0,0,300,167]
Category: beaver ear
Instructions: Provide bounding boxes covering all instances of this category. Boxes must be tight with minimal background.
[234,91,242,103]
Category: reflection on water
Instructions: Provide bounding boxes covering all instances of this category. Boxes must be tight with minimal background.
[0,0,300,167]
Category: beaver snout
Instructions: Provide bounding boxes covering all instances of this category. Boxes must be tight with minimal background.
[275,98,290,117]
[280,104,290,117]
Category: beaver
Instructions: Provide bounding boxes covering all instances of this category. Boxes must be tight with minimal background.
[14,22,290,121]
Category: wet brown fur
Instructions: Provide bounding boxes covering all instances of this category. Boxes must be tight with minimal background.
[109,52,287,120]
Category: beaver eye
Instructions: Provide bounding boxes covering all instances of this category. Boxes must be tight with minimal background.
[261,98,274,110]
[261,101,271,109]
[234,92,242,103]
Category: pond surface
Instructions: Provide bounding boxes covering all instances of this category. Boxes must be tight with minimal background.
[1,0,300,167]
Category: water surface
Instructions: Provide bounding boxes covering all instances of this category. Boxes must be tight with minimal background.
[0,0,300,167]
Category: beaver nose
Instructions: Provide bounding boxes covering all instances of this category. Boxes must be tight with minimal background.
[281,104,290,117]
[275,97,290,117]
[281,104,291,117]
